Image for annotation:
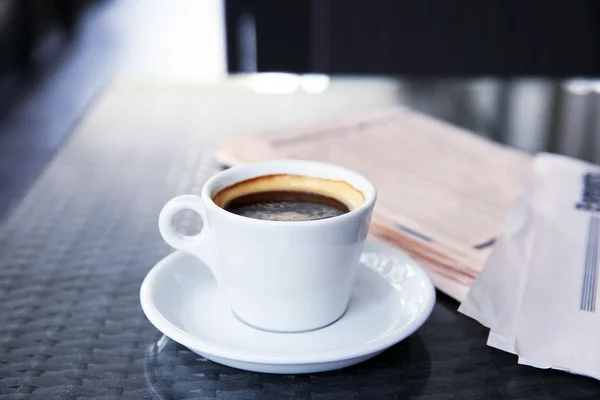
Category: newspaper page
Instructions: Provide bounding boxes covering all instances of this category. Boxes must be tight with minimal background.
[217,107,532,300]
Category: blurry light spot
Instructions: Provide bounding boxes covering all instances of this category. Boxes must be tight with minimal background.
[300,74,330,93]
[563,79,594,95]
[247,73,300,94]
[244,73,330,94]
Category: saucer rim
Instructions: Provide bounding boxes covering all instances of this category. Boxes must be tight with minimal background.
[140,238,436,365]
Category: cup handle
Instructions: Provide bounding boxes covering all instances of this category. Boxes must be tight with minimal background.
[158,195,220,285]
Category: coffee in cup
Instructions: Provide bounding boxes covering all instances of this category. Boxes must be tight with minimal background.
[212,174,365,222]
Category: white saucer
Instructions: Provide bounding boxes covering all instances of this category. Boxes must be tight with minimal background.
[140,238,435,374]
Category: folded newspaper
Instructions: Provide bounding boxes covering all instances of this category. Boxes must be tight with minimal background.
[216,107,532,301]
[460,153,600,379]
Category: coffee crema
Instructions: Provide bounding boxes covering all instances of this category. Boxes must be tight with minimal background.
[212,174,365,222]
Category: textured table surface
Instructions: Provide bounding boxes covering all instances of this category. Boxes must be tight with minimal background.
[0,80,599,399]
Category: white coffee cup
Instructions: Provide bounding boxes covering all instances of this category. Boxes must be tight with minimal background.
[158,160,376,332]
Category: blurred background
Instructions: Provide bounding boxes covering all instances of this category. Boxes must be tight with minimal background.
[1,0,600,215]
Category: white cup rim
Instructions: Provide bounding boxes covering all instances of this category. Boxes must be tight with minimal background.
[201,160,376,227]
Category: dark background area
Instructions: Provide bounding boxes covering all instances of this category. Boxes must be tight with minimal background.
[0,0,80,72]
[2,0,600,77]
[225,0,600,76]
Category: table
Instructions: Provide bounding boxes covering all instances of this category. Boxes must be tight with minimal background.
[0,76,599,399]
